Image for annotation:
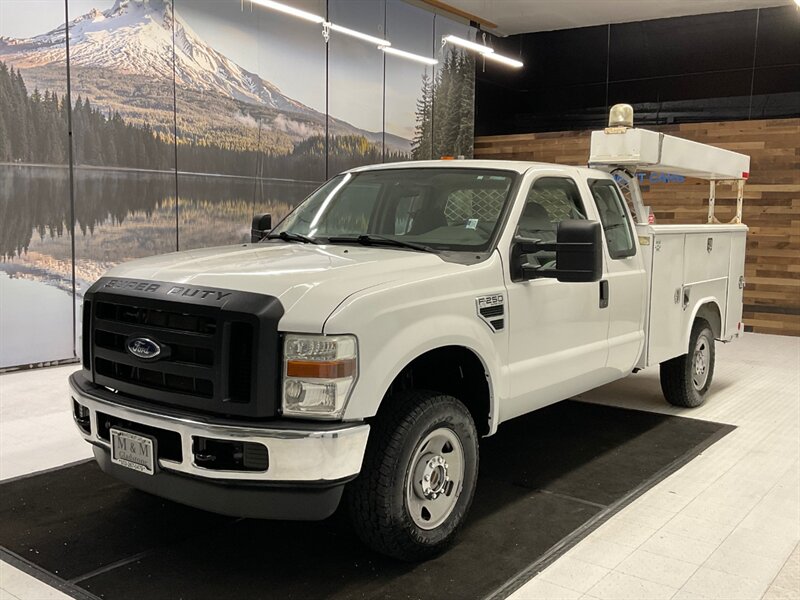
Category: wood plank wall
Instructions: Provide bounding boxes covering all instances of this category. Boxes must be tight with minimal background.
[474,118,800,336]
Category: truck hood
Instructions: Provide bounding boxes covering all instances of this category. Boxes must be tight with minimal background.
[103,242,457,331]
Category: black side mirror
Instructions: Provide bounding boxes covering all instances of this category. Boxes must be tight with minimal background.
[251,214,272,243]
[513,220,602,283]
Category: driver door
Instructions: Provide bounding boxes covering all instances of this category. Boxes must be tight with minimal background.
[502,174,610,422]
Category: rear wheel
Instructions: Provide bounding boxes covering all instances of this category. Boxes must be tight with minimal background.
[660,319,716,408]
[345,390,479,561]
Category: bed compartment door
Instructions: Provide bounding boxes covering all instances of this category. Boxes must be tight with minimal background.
[684,232,732,284]
[647,233,686,365]
[724,231,747,339]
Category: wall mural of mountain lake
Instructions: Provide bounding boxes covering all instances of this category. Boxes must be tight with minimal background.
[0,0,477,368]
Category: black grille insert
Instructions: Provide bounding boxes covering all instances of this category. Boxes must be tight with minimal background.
[96,301,217,335]
[228,322,254,403]
[96,357,214,398]
[94,330,214,366]
[82,301,92,370]
[84,277,284,418]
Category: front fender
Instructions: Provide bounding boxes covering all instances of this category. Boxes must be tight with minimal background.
[346,316,502,430]
[323,255,508,434]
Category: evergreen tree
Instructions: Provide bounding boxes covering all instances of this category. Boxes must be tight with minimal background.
[0,111,9,161]
[411,71,433,160]
[411,47,475,160]
[0,60,418,179]
[454,52,475,157]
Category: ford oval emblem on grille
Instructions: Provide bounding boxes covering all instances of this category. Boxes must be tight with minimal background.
[126,337,161,360]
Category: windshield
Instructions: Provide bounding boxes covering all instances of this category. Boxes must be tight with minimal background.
[270,168,517,252]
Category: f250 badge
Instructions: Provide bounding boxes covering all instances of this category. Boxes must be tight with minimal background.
[476,294,505,332]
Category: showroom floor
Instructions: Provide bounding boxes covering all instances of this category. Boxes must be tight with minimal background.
[1,333,798,600]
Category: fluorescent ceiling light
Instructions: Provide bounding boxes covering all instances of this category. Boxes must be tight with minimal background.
[443,35,494,55]
[251,0,325,23]
[380,46,438,65]
[328,22,391,47]
[483,53,523,68]
[251,1,390,47]
[443,34,523,68]
[250,0,324,24]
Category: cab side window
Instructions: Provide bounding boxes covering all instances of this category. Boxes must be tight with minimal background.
[589,180,636,259]
[517,177,586,267]
[517,177,586,241]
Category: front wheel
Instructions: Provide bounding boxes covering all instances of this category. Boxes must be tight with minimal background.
[345,390,479,561]
[660,319,716,408]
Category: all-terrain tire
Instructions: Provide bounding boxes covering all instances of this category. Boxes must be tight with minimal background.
[345,390,479,561]
[660,319,716,408]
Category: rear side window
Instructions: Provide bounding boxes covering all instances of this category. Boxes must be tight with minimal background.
[515,176,587,270]
[517,177,586,242]
[589,180,636,259]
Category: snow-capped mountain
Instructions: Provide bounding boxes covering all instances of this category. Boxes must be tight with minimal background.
[0,0,410,150]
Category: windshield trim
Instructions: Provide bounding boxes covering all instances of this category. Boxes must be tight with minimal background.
[267,167,522,256]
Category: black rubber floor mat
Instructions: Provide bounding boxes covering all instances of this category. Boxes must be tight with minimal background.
[0,400,732,600]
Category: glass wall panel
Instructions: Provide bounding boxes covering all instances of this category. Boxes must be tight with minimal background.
[385,0,433,161]
[327,0,387,173]
[175,0,326,247]
[67,0,178,271]
[433,14,476,158]
[0,0,74,367]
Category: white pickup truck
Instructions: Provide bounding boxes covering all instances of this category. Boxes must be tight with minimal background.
[70,106,749,561]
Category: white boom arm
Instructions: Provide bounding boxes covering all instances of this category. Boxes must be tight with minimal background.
[588,112,750,225]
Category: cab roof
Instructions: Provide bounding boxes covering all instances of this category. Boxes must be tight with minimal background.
[346,159,611,179]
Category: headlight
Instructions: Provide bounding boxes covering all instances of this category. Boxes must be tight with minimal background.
[282,334,358,419]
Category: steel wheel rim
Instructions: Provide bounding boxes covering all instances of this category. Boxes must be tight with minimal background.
[692,334,711,390]
[405,427,465,530]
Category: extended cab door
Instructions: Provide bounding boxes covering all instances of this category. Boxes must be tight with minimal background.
[500,170,610,423]
[585,177,647,375]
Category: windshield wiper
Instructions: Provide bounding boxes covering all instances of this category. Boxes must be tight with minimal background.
[327,234,437,253]
[265,231,319,244]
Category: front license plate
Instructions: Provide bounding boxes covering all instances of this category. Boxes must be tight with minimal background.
[110,428,155,475]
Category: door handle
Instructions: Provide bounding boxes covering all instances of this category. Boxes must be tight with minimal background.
[599,280,609,309]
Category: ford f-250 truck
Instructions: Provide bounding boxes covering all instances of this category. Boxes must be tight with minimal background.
[70,106,749,560]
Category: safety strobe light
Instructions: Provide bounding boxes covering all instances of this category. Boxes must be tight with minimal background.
[380,46,438,65]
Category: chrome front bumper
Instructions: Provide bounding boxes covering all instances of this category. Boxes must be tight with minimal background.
[69,373,370,483]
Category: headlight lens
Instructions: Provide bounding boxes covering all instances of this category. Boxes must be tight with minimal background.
[282,334,358,419]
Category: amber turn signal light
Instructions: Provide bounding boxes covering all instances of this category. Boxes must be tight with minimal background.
[286,358,357,379]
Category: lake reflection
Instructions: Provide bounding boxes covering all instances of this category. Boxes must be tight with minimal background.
[0,164,319,367]
[1,165,318,259]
